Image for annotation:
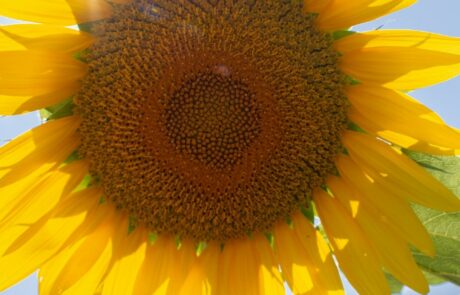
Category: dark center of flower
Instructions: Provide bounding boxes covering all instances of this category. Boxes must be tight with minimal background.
[76,0,348,241]
[163,71,261,169]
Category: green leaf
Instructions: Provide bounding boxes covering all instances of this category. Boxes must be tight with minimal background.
[384,273,404,294]
[406,153,460,286]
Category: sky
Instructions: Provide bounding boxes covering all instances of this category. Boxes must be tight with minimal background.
[1,0,460,294]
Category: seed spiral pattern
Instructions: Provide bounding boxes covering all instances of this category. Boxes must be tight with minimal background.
[76,0,348,241]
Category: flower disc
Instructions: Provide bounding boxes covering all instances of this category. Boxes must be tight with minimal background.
[76,0,348,241]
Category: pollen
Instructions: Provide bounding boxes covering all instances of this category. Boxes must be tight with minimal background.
[76,0,348,241]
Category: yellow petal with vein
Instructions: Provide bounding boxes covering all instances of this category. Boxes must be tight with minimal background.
[315,0,415,31]
[0,24,93,52]
[0,116,80,188]
[0,51,86,96]
[49,215,115,295]
[274,214,344,294]
[336,155,435,256]
[133,236,180,295]
[0,187,104,291]
[327,176,428,293]
[179,243,219,295]
[0,117,80,224]
[344,132,460,211]
[337,32,460,89]
[219,239,259,295]
[336,30,460,55]
[346,85,460,155]
[252,235,285,295]
[0,226,28,257]
[0,0,112,25]
[102,224,147,295]
[293,214,344,295]
[134,238,196,295]
[39,236,85,295]
[314,189,390,295]
[0,161,88,230]
[0,116,79,169]
[0,86,79,115]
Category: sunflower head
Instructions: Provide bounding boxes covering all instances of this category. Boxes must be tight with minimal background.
[76,0,348,241]
[1,0,460,294]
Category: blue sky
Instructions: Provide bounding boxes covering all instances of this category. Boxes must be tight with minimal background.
[1,0,460,294]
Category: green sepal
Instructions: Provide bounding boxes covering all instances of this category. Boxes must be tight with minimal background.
[64,150,81,164]
[343,75,361,85]
[286,216,294,229]
[46,99,74,120]
[128,216,138,234]
[75,174,93,191]
[78,22,95,33]
[148,233,158,245]
[300,205,315,224]
[332,30,356,40]
[264,232,275,248]
[347,121,366,133]
[74,49,89,63]
[195,241,208,256]
[175,236,182,249]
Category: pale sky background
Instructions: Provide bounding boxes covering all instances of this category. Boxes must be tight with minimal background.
[1,0,460,294]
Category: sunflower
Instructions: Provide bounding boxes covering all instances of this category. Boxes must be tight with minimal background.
[1,0,460,294]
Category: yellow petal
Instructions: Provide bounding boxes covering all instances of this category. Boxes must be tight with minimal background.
[315,0,415,31]
[134,238,196,295]
[0,116,79,169]
[219,238,259,295]
[304,0,330,14]
[38,231,86,295]
[273,211,351,295]
[169,240,197,293]
[0,187,104,291]
[314,189,390,295]
[0,24,93,52]
[0,226,29,257]
[0,0,112,25]
[179,243,220,295]
[47,213,118,295]
[343,131,460,211]
[133,236,180,295]
[0,161,88,231]
[292,213,344,295]
[0,51,86,96]
[337,32,460,89]
[0,117,80,224]
[0,86,79,115]
[39,208,116,295]
[0,116,80,187]
[252,235,285,295]
[336,30,460,55]
[336,155,435,256]
[327,176,429,293]
[102,224,147,295]
[346,85,460,155]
